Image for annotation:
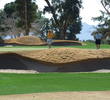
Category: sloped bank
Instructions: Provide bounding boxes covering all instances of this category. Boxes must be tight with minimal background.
[0,53,57,72]
[0,48,110,72]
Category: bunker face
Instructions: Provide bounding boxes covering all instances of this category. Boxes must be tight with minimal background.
[57,58,110,72]
[0,53,57,72]
[0,53,110,72]
[0,53,27,70]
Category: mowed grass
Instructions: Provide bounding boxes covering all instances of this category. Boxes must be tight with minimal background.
[73,42,110,49]
[0,73,110,95]
[0,46,48,51]
[0,42,110,51]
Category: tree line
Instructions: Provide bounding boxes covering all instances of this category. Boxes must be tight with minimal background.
[0,0,82,40]
[0,0,109,41]
[92,0,110,41]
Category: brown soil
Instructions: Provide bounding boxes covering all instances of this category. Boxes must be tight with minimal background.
[52,40,83,46]
[1,91,110,100]
[0,48,110,72]
[4,36,83,46]
[15,48,110,64]
[4,36,46,46]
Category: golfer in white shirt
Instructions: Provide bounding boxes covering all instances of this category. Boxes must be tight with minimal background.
[94,33,103,49]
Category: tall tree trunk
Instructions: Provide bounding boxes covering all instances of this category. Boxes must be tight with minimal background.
[60,29,64,39]
[60,21,68,39]
[24,0,29,35]
[44,0,59,26]
[60,29,67,39]
[25,28,30,36]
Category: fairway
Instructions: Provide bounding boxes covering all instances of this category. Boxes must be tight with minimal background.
[0,46,48,51]
[0,42,110,52]
[0,73,110,95]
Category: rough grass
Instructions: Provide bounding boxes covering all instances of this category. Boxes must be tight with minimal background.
[0,73,110,95]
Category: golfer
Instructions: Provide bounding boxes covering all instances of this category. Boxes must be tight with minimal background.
[47,30,54,48]
[94,33,103,49]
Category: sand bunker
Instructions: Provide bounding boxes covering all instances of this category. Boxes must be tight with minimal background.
[4,36,46,46]
[52,40,83,46]
[4,36,83,46]
[0,48,110,72]
[1,91,110,100]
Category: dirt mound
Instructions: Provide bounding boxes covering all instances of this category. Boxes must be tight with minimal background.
[0,48,110,72]
[17,48,110,64]
[4,36,83,46]
[52,40,83,46]
[4,36,46,46]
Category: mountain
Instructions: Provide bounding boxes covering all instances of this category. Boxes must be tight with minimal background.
[76,23,96,41]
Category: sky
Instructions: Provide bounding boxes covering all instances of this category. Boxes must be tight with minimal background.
[0,0,104,40]
[80,0,103,25]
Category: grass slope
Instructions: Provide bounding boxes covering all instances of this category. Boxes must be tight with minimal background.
[0,73,110,95]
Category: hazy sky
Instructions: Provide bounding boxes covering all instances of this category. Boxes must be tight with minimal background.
[0,0,103,25]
